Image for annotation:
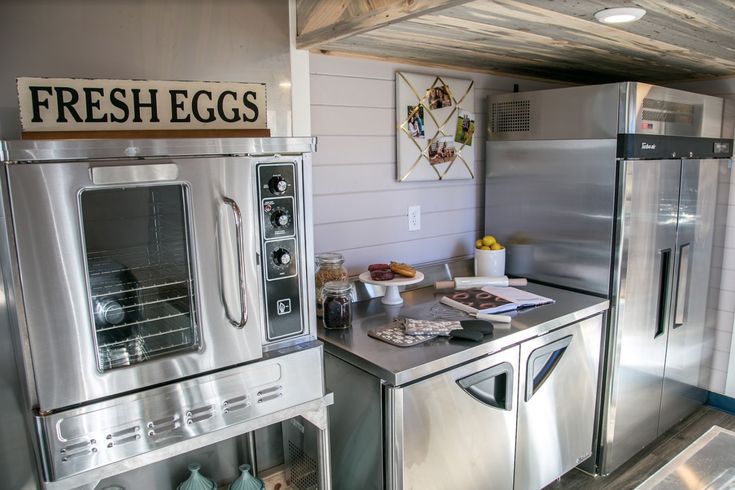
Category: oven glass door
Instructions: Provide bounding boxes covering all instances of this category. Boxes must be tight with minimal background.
[7,156,270,411]
[80,184,199,371]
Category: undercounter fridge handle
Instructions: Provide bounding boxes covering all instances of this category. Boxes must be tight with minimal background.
[673,243,691,328]
[222,197,248,328]
[654,248,671,339]
[456,362,514,411]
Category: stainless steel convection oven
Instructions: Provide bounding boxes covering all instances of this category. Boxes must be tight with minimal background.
[0,138,332,489]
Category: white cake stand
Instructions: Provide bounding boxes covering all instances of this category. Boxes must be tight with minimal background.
[358,270,424,305]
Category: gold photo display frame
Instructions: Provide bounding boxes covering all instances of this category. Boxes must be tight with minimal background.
[396,72,475,181]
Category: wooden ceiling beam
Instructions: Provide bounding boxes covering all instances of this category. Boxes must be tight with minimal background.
[295,0,472,49]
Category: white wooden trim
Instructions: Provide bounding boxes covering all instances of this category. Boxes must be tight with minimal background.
[289,0,311,136]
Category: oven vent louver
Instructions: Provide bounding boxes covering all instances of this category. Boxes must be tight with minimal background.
[185,405,214,425]
[490,100,531,133]
[222,394,250,414]
[105,425,141,448]
[60,439,98,462]
[146,414,180,438]
[641,98,695,125]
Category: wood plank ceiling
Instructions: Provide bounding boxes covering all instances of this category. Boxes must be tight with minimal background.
[296,0,735,83]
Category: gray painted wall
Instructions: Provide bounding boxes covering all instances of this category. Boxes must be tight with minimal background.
[309,53,563,275]
[0,0,293,138]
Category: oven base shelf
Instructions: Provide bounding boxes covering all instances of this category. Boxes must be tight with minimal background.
[35,342,331,488]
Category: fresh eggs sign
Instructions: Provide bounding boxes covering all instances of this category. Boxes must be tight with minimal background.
[17,77,267,133]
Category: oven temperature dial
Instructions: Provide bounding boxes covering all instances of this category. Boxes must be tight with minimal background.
[268,176,289,195]
[273,248,292,266]
[271,209,292,228]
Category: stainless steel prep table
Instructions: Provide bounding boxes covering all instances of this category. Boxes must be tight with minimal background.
[318,281,609,490]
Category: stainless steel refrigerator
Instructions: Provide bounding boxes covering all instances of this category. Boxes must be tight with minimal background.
[485,82,733,475]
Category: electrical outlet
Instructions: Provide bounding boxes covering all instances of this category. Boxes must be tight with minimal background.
[408,205,421,231]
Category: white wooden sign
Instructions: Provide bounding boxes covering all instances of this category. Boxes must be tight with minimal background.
[17,77,267,132]
[396,72,475,181]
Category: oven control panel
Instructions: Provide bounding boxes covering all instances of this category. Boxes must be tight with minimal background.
[257,162,304,342]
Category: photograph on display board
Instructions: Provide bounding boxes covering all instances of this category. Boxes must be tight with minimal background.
[407,105,425,138]
[428,136,456,165]
[428,85,452,109]
[454,109,475,146]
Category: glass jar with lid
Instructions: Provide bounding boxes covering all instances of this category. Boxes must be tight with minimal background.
[315,253,348,317]
[322,281,352,329]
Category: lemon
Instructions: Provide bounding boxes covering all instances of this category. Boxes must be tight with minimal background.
[481,235,496,246]
[479,245,491,250]
[490,243,503,250]
[475,239,483,249]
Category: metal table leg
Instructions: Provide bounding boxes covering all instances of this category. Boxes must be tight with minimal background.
[301,399,333,490]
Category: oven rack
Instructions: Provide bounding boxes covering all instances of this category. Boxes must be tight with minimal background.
[95,310,190,334]
[87,243,188,268]
[114,291,189,312]
[90,265,191,298]
[82,209,187,223]
[97,317,193,351]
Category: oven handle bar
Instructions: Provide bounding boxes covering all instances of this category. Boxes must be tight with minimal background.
[223,197,248,328]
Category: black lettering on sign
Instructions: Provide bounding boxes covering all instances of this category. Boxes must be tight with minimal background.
[29,86,52,122]
[192,90,216,123]
[170,89,190,123]
[55,87,83,123]
[242,91,259,123]
[83,87,108,123]
[131,88,159,123]
[217,90,239,123]
[109,88,129,123]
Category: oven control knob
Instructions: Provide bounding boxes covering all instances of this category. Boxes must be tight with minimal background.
[273,248,291,266]
[268,176,289,195]
[271,209,291,228]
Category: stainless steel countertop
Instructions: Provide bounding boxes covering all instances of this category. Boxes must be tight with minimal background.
[318,282,609,386]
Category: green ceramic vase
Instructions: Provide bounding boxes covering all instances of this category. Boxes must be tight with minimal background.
[177,463,215,490]
[228,464,264,490]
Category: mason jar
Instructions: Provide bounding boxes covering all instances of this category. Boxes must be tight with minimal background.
[322,280,352,329]
[315,252,348,317]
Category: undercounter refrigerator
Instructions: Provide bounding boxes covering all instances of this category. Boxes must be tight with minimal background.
[485,82,734,475]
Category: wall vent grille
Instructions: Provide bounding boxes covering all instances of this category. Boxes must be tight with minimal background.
[491,100,531,133]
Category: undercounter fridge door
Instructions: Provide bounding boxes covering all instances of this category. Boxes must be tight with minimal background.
[658,158,719,434]
[515,315,603,490]
[388,346,519,490]
[601,159,681,474]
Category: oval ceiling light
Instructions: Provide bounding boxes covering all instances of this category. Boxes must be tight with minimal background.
[594,7,647,24]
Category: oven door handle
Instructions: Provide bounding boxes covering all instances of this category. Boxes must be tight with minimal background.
[223,197,248,328]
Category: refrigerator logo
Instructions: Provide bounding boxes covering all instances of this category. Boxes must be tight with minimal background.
[641,142,657,150]
[16,77,268,135]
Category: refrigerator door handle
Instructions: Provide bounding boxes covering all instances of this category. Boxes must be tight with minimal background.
[525,335,572,401]
[673,243,691,328]
[456,362,514,411]
[654,248,671,339]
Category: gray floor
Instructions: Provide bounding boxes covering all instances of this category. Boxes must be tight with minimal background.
[545,406,735,490]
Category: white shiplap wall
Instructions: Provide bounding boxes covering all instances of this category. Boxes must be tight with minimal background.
[667,78,735,396]
[309,54,562,275]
